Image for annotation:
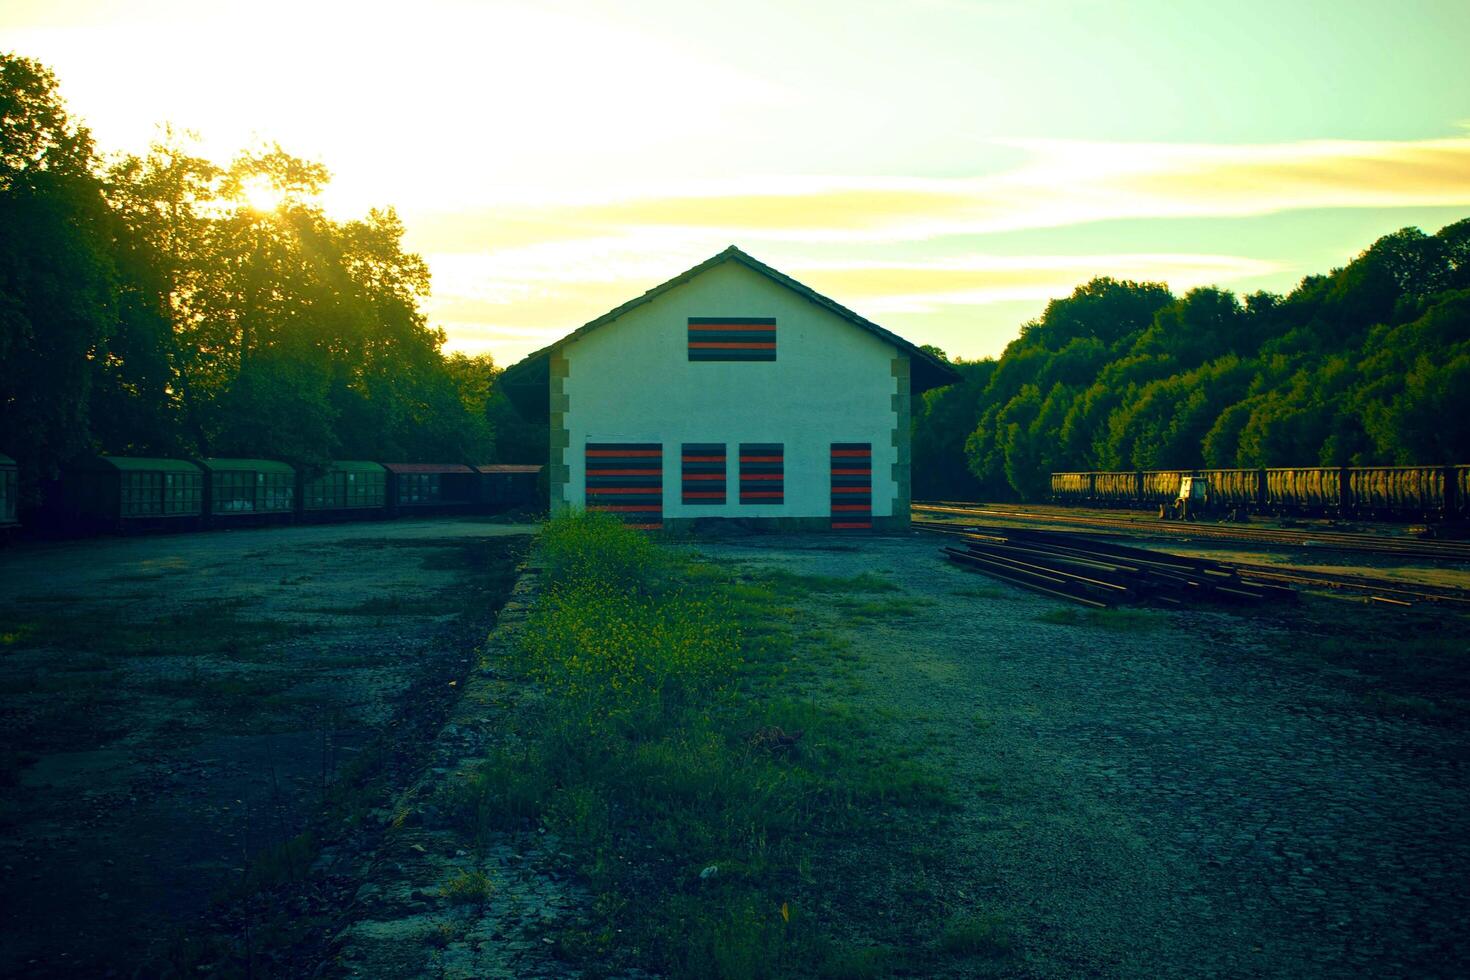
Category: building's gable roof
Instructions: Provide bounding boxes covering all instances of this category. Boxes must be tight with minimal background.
[500,246,961,417]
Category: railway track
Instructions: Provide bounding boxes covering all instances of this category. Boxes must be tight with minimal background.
[914,519,1470,608]
[913,501,1470,562]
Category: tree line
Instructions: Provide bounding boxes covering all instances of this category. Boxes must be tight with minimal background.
[913,219,1470,501]
[1,53,542,508]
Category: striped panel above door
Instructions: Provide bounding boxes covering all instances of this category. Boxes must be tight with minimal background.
[739,443,784,505]
[688,317,777,361]
[682,443,727,505]
[831,443,872,529]
[585,442,662,529]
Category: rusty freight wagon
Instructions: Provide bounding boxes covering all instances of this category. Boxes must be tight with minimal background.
[1346,466,1446,520]
[301,461,388,520]
[1265,467,1344,515]
[1050,472,1093,505]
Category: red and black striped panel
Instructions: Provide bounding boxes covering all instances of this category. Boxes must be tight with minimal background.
[682,443,726,505]
[739,443,783,505]
[831,443,872,529]
[688,317,777,361]
[585,442,662,529]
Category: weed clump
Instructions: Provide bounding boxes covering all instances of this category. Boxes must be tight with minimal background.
[464,511,965,977]
[441,869,495,906]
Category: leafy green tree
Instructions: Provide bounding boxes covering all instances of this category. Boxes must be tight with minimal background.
[0,54,115,504]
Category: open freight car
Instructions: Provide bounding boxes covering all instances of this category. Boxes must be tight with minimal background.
[1091,471,1141,508]
[1193,468,1264,511]
[1140,470,1191,509]
[1346,466,1445,521]
[1049,472,1094,506]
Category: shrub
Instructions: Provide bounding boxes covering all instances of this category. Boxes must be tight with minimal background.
[537,510,664,589]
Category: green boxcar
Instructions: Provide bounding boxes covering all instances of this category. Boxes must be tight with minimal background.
[1141,470,1190,506]
[63,456,204,529]
[197,458,296,518]
[302,461,388,514]
[0,453,17,527]
[384,463,477,512]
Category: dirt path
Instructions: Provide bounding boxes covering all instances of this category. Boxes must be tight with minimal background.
[698,533,1470,978]
[0,517,534,977]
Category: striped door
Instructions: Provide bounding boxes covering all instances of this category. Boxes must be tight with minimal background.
[585,442,663,529]
[831,443,872,529]
[682,443,727,504]
[739,444,784,504]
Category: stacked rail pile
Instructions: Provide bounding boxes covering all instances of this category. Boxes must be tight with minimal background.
[931,524,1296,609]
[914,502,1470,562]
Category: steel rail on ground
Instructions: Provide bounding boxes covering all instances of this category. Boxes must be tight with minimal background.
[913,519,1470,609]
[913,502,1470,562]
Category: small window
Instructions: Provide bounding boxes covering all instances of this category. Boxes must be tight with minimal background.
[688,317,776,361]
[739,444,783,505]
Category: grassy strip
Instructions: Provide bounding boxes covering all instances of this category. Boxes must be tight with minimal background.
[447,513,970,977]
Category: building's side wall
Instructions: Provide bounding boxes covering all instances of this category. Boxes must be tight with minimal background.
[558,261,904,523]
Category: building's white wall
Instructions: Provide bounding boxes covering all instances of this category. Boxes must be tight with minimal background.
[562,261,900,519]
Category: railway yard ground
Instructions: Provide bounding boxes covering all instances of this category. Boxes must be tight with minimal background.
[0,517,535,977]
[1,511,1469,977]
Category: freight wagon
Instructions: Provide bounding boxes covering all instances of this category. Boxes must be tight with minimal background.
[1265,468,1343,515]
[197,458,296,525]
[1050,465,1470,522]
[10,455,543,538]
[1194,469,1263,511]
[475,464,544,512]
[1346,466,1445,520]
[1140,470,1191,508]
[301,461,389,521]
[1092,471,1141,508]
[0,454,17,531]
[384,463,478,514]
[1049,472,1093,506]
[62,456,205,532]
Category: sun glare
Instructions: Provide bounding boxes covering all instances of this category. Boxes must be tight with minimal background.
[237,175,285,213]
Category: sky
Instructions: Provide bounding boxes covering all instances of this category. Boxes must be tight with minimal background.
[5,0,1470,364]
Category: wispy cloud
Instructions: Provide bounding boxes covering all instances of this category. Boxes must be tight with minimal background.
[418,134,1470,360]
[429,247,1283,357]
[409,135,1470,254]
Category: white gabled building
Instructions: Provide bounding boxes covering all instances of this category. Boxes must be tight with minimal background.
[501,246,959,531]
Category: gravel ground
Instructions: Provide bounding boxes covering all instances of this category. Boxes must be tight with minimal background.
[0,517,534,977]
[696,533,1470,979]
